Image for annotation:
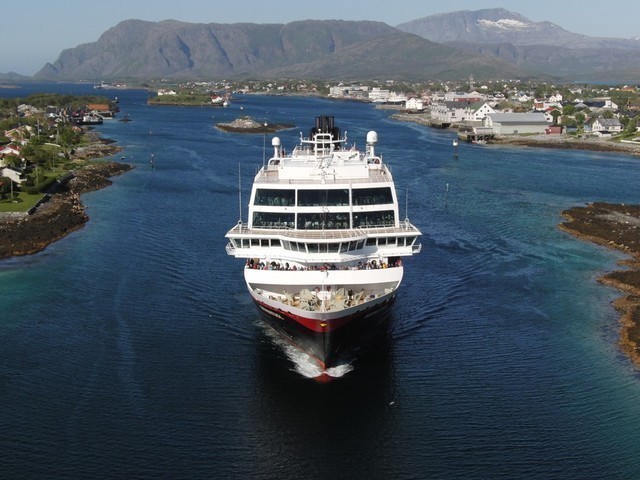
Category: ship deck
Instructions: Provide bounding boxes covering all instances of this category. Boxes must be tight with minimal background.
[255,167,391,185]
[256,285,389,313]
[227,221,421,240]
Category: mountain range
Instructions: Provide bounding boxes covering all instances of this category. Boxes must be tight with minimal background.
[20,9,640,83]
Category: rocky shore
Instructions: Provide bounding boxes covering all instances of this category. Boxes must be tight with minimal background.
[559,203,640,364]
[389,111,640,156]
[0,139,131,259]
[491,134,640,156]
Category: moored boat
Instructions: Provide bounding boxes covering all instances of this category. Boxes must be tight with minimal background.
[225,115,422,371]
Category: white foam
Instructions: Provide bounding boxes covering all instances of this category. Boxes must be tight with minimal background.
[282,342,354,378]
[260,323,354,378]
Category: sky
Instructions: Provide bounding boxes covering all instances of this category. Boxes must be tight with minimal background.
[3,0,640,76]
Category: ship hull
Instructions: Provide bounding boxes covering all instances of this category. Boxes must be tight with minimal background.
[251,289,397,368]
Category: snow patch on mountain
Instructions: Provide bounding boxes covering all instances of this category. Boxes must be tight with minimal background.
[477,19,537,31]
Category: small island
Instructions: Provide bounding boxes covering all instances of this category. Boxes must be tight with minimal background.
[559,203,640,364]
[216,116,294,134]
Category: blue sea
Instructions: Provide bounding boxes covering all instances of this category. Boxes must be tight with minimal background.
[2,83,640,479]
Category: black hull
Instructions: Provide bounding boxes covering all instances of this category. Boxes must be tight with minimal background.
[254,295,396,369]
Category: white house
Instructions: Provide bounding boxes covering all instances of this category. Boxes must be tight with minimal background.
[368,88,391,103]
[469,102,495,121]
[483,113,549,135]
[0,143,22,158]
[431,101,495,124]
[1,167,25,185]
[430,102,469,124]
[589,117,623,134]
[549,92,563,103]
[405,98,424,111]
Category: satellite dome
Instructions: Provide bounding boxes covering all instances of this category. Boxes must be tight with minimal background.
[366,131,378,144]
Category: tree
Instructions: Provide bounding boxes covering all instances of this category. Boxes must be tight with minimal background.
[0,176,12,199]
[562,104,576,116]
[624,117,638,134]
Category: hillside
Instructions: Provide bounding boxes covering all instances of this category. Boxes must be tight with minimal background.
[32,19,529,82]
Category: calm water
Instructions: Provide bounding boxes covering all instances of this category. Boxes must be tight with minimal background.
[2,84,640,479]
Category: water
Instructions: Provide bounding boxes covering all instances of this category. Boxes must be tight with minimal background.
[2,84,640,479]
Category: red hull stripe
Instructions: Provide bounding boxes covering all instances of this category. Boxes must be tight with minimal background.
[253,297,392,333]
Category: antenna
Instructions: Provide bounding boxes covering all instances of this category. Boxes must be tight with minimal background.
[262,125,267,167]
[238,162,242,223]
[405,188,409,222]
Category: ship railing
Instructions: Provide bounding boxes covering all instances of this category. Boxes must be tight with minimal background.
[226,221,421,240]
[254,169,391,185]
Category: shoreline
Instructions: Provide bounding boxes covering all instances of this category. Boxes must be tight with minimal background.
[490,134,640,156]
[559,203,640,365]
[389,111,640,157]
[0,138,131,260]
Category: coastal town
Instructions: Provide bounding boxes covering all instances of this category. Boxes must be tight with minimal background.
[153,78,640,152]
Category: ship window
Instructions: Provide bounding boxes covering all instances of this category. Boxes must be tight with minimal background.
[251,239,259,246]
[339,242,349,253]
[357,240,365,249]
[352,187,393,206]
[297,212,349,230]
[366,238,377,246]
[252,212,295,229]
[298,189,349,206]
[282,240,291,250]
[254,189,295,206]
[353,210,395,228]
[378,237,387,246]
[349,241,357,251]
[328,243,339,253]
[387,237,397,246]
[308,243,319,253]
[271,239,281,247]
[406,236,416,246]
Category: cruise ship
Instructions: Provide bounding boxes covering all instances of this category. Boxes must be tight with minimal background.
[225,115,422,370]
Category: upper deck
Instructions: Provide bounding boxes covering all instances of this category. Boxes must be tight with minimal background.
[255,122,392,186]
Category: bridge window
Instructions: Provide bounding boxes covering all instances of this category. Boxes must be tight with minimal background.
[353,210,395,228]
[298,189,349,206]
[297,212,350,230]
[352,187,393,206]
[252,212,295,229]
[254,189,295,206]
